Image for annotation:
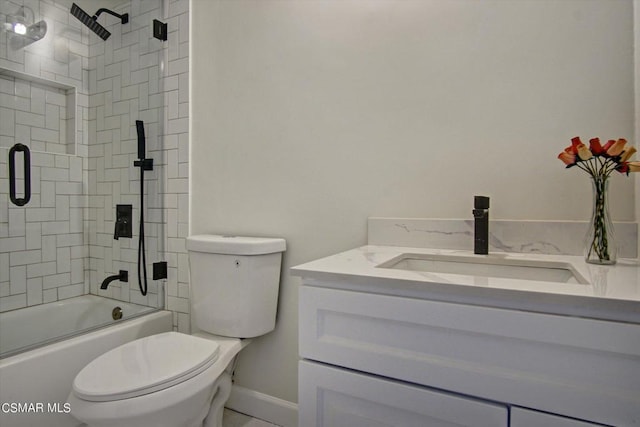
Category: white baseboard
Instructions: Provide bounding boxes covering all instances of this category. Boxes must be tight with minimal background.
[226,385,298,427]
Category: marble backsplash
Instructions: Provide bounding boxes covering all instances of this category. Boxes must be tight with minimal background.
[368,218,638,259]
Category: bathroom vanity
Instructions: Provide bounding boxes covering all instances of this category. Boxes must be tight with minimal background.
[292,244,640,427]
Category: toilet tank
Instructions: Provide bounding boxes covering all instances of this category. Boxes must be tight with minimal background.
[186,235,286,338]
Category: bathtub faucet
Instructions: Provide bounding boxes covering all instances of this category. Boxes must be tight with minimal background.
[101,270,128,290]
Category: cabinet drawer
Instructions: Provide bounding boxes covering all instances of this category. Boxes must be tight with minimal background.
[299,360,507,427]
[511,407,608,427]
[299,285,640,426]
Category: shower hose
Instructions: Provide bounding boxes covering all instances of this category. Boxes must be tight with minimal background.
[138,166,148,296]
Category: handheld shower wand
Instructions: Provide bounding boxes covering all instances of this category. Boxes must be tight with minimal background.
[135,121,153,169]
[70,3,128,41]
[134,120,153,296]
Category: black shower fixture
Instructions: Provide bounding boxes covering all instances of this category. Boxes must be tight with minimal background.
[134,120,152,296]
[153,19,167,41]
[134,120,153,171]
[114,204,132,240]
[70,3,128,41]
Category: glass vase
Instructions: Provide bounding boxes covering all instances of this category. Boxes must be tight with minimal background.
[584,176,617,265]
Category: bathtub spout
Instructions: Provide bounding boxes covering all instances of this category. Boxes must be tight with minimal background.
[101,270,128,290]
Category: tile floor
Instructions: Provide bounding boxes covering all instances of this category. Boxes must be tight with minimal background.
[223,409,279,427]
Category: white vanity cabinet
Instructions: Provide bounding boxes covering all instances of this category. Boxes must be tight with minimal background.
[298,284,640,427]
[300,360,507,427]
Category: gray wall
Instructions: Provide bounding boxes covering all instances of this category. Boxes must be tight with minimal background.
[191,0,636,407]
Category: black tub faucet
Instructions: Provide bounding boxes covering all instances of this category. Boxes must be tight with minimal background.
[101,270,128,290]
[473,196,490,255]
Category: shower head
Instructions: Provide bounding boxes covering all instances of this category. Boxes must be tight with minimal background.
[70,3,129,41]
[136,120,145,160]
[70,3,108,40]
[70,3,109,40]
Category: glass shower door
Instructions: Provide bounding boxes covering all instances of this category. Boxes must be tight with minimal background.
[0,0,167,358]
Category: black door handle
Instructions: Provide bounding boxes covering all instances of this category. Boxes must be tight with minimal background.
[9,143,31,207]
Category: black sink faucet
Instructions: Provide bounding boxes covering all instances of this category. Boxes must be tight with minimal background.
[473,196,490,255]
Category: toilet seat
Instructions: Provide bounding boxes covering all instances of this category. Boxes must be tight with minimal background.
[73,332,220,402]
[68,335,243,427]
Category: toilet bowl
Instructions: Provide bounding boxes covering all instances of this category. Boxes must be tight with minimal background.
[68,235,285,427]
[68,332,245,427]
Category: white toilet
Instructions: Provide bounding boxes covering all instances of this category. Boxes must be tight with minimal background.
[67,235,286,427]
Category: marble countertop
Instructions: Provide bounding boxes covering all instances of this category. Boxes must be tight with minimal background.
[291,245,640,324]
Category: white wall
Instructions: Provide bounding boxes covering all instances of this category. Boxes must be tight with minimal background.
[191,0,635,406]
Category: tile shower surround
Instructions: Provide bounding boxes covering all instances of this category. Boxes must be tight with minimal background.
[0,0,190,332]
[0,74,75,154]
[0,148,85,310]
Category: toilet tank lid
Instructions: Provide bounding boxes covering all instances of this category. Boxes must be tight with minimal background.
[186,235,286,255]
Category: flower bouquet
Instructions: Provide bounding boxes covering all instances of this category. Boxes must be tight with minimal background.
[558,137,638,264]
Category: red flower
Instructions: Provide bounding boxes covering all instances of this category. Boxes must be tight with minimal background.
[569,136,583,154]
[589,138,605,155]
[616,162,629,174]
[558,136,637,175]
[602,139,616,152]
[566,137,591,160]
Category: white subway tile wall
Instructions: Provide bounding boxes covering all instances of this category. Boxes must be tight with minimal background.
[0,0,190,332]
[165,0,190,332]
[0,75,75,154]
[0,148,87,312]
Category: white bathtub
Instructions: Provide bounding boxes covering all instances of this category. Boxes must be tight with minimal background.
[0,295,172,427]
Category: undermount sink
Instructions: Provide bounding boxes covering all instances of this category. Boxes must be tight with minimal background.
[377,253,589,284]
